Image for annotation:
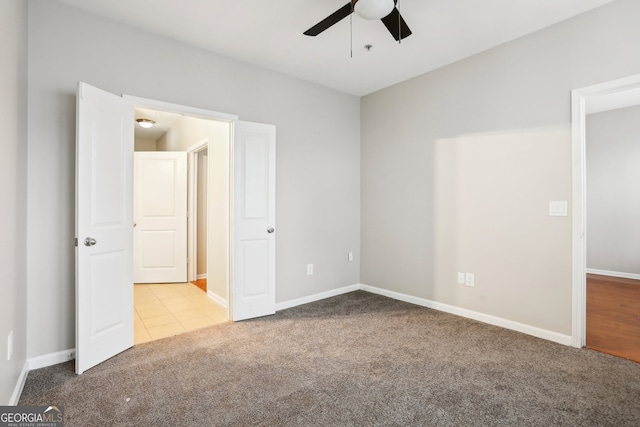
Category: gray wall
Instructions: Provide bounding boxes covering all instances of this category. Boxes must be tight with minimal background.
[360,0,640,335]
[586,105,640,275]
[27,0,360,358]
[0,0,28,404]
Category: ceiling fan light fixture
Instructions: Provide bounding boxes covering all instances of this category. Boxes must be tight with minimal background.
[353,0,395,20]
[136,118,155,128]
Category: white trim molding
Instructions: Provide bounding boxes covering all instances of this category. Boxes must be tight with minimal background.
[9,362,29,406]
[10,349,76,405]
[571,73,640,349]
[360,285,572,346]
[28,349,76,371]
[123,95,238,123]
[207,290,228,309]
[586,269,640,281]
[275,284,361,311]
[274,284,571,346]
[187,138,209,283]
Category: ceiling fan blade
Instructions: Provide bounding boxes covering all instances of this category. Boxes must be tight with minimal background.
[303,3,353,36]
[380,7,412,41]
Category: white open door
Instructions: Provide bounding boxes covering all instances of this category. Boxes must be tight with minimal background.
[232,121,276,321]
[76,83,134,374]
[133,152,187,283]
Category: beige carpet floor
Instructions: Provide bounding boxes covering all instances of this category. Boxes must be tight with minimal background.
[19,291,640,426]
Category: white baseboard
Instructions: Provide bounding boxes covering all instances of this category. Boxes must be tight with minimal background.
[586,268,640,281]
[28,348,75,371]
[196,274,207,280]
[8,361,29,406]
[274,284,571,346]
[8,349,75,405]
[360,284,573,347]
[207,290,228,308]
[276,284,361,311]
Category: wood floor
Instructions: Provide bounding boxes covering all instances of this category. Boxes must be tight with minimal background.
[192,278,207,292]
[586,273,640,363]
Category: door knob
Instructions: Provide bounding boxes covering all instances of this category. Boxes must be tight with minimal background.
[267,227,275,234]
[84,237,97,247]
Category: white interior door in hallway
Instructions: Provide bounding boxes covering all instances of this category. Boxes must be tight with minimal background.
[134,152,188,283]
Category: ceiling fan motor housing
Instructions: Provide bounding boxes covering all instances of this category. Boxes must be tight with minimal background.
[352,0,395,20]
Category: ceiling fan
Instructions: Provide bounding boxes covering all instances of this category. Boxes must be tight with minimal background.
[304,0,412,42]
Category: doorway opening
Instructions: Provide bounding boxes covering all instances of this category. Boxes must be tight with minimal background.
[132,106,230,345]
[191,146,208,292]
[571,73,640,353]
[76,83,276,373]
[187,138,210,292]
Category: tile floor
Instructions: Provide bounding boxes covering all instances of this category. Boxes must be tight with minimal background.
[134,282,227,345]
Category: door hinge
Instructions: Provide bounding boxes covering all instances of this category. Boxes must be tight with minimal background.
[74,237,78,247]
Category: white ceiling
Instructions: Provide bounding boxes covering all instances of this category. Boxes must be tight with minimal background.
[134,107,184,140]
[57,0,615,96]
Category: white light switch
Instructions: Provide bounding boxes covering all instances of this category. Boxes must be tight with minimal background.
[549,201,568,217]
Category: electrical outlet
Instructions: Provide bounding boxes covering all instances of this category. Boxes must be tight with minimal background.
[457,272,465,284]
[465,273,475,287]
[348,252,354,262]
[7,331,13,361]
[307,264,314,275]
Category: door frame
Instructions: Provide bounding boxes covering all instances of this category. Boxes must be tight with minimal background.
[187,138,209,283]
[126,95,237,310]
[570,73,640,348]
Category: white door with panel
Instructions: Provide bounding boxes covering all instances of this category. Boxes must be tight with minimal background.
[76,82,134,374]
[76,83,277,373]
[133,152,188,283]
[232,121,276,321]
